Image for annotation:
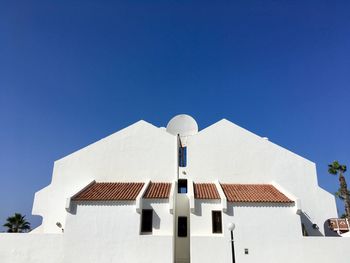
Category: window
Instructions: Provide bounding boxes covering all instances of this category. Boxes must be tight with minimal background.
[178,179,187,194]
[178,216,187,237]
[212,211,222,233]
[179,146,187,167]
[141,209,153,234]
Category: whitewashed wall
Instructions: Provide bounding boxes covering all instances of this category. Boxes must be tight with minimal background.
[0,234,63,263]
[0,200,174,263]
[1,230,349,263]
[191,202,350,263]
[142,199,173,236]
[174,193,191,263]
[4,116,344,263]
[32,118,338,235]
[191,199,222,236]
[33,120,177,233]
[186,119,338,235]
[63,200,173,263]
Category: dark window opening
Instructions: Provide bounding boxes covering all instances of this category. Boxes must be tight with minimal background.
[141,209,153,234]
[178,216,187,237]
[179,146,187,167]
[178,179,188,194]
[301,223,308,236]
[212,211,222,233]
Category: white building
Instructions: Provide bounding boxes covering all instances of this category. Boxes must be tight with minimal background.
[1,114,349,263]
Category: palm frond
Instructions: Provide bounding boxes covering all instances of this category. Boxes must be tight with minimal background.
[3,213,31,233]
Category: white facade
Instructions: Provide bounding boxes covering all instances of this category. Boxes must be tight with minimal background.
[0,115,349,263]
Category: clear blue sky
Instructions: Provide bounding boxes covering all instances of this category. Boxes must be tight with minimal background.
[1,0,350,230]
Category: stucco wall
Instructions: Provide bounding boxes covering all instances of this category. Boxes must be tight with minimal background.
[0,234,63,263]
[11,117,346,263]
[191,202,350,263]
[191,235,350,263]
[174,193,191,262]
[142,199,173,235]
[191,199,223,236]
[0,196,349,263]
[191,202,298,262]
[33,118,338,234]
[1,232,349,263]
[33,120,177,233]
[186,119,338,234]
[63,200,173,263]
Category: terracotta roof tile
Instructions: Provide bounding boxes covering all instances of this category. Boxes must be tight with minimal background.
[220,184,293,203]
[328,218,349,231]
[143,182,172,199]
[72,182,144,201]
[194,183,220,199]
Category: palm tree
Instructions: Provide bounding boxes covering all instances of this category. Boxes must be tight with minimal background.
[328,161,350,220]
[334,187,350,201]
[3,213,31,233]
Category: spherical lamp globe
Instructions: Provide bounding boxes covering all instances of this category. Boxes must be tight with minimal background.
[227,223,235,231]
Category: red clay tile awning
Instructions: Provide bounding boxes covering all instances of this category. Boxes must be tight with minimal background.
[328,218,350,232]
[194,183,220,199]
[220,184,293,203]
[72,182,144,201]
[143,182,172,199]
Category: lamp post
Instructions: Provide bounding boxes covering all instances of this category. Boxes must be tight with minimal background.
[227,223,236,263]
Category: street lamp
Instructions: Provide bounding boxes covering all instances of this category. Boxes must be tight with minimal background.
[227,223,236,263]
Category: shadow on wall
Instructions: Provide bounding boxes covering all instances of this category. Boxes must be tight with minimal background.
[68,200,136,215]
[224,202,293,217]
[193,201,202,216]
[153,211,161,230]
[67,201,163,232]
[69,203,77,215]
[193,200,222,216]
[323,220,341,237]
[300,212,323,236]
[142,199,168,230]
[225,203,234,217]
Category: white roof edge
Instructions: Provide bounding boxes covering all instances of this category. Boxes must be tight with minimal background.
[55,120,163,162]
[169,180,176,214]
[188,179,195,213]
[136,180,151,214]
[197,118,315,165]
[215,180,227,212]
[271,181,300,214]
[66,180,96,212]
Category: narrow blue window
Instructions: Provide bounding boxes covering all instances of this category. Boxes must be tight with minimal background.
[179,146,187,167]
[178,179,187,194]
